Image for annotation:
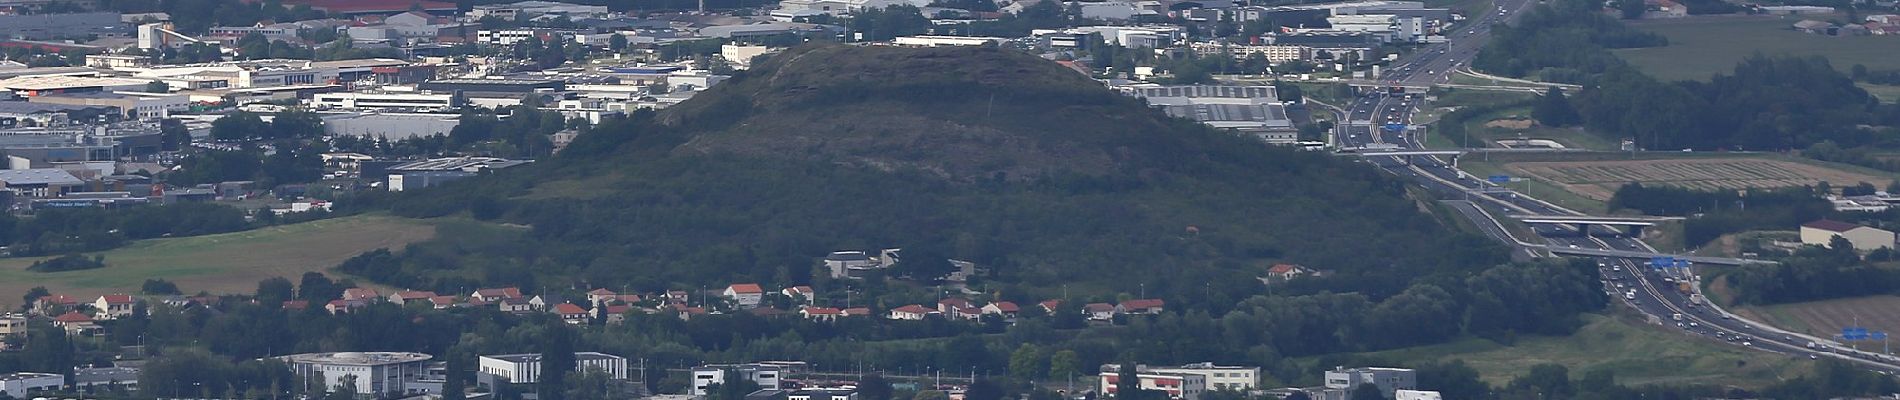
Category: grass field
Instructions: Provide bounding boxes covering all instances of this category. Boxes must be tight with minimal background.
[0,215,437,309]
[1459,159,1613,214]
[1735,296,1900,345]
[1501,157,1890,200]
[1616,15,1900,81]
[1333,313,1814,387]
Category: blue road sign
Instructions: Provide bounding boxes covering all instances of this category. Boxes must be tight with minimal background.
[1385,123,1407,132]
[1488,175,1510,184]
[1874,332,1888,341]
[1846,327,1870,340]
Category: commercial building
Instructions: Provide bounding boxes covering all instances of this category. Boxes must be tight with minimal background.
[1099,367,1208,400]
[478,352,629,386]
[278,352,436,398]
[384,156,529,191]
[1115,84,1297,144]
[310,92,461,111]
[0,12,125,40]
[417,78,565,93]
[1800,219,1896,251]
[1395,390,1443,400]
[892,35,1007,47]
[692,364,785,395]
[1309,367,1415,400]
[322,112,462,139]
[0,168,84,197]
[30,91,189,120]
[0,75,151,97]
[1188,42,1310,63]
[0,372,62,398]
[1145,363,1259,391]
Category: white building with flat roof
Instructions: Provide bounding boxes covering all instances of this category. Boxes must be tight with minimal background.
[691,364,784,395]
[278,352,435,398]
[311,92,460,111]
[892,35,1007,47]
[1146,363,1259,391]
[0,372,62,398]
[478,352,629,385]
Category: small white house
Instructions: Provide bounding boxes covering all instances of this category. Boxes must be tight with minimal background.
[723,283,764,308]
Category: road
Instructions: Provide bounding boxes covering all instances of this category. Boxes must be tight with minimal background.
[1325,0,1900,374]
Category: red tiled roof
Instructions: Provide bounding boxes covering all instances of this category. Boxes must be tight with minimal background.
[588,288,617,295]
[988,301,1020,312]
[605,305,633,314]
[893,304,933,314]
[843,307,871,316]
[283,300,310,309]
[1084,303,1116,312]
[804,306,843,315]
[1040,299,1061,310]
[1803,219,1864,232]
[476,287,523,299]
[54,311,92,323]
[393,290,436,300]
[342,287,380,300]
[1121,299,1165,310]
[431,295,458,305]
[728,283,764,294]
[554,303,588,315]
[1269,263,1302,274]
[41,294,78,305]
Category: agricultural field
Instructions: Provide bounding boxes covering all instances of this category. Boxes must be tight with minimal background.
[0,214,438,309]
[1335,313,1814,388]
[1502,158,1890,200]
[1734,295,1900,346]
[1616,15,1900,82]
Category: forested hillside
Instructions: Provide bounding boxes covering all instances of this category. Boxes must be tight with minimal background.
[349,44,1511,312]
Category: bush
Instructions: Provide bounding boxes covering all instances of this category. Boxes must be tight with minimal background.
[28,254,106,272]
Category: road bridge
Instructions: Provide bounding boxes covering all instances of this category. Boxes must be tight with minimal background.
[1538,245,1776,265]
[1510,214,1683,237]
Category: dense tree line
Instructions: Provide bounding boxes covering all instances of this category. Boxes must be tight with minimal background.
[0,203,248,256]
[1725,239,1900,305]
[1607,183,1831,246]
[1479,0,1900,152]
[1471,0,1666,82]
[26,254,106,272]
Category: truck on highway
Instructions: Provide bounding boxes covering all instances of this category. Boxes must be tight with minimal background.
[1688,293,1704,305]
[1625,291,1636,300]
[1678,282,1694,294]
[1672,313,1682,321]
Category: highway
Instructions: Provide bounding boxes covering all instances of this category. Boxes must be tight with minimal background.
[1323,0,1900,374]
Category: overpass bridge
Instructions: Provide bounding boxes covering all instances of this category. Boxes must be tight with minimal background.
[1537,245,1776,266]
[1334,149,1464,165]
[1509,214,1684,236]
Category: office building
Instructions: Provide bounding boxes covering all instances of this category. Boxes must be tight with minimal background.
[478,352,629,386]
[0,372,62,398]
[277,352,436,398]
[692,364,784,395]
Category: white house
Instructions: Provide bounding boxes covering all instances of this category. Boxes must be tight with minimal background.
[92,294,136,320]
[0,372,63,398]
[724,283,765,308]
[887,304,934,320]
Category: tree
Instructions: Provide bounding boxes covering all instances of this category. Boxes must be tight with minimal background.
[145,80,169,93]
[160,118,191,151]
[443,347,469,400]
[1009,344,1047,380]
[21,286,48,310]
[255,277,295,306]
[1349,384,1385,400]
[1048,349,1080,380]
[1616,0,1645,19]
[708,369,761,400]
[142,278,182,295]
[608,34,628,52]
[210,111,268,142]
[858,375,893,400]
[913,391,949,400]
[1532,86,1580,127]
[966,379,1005,400]
[540,322,578,400]
[1116,362,1150,400]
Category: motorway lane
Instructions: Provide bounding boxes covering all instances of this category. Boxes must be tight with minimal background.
[1325,0,1900,375]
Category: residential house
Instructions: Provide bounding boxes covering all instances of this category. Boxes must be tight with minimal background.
[1119,299,1165,315]
[887,304,935,320]
[586,288,619,306]
[325,299,364,315]
[724,283,765,308]
[429,296,460,309]
[1800,219,1896,252]
[389,290,436,305]
[554,303,590,325]
[665,290,690,303]
[341,287,381,303]
[671,303,707,321]
[781,286,815,302]
[950,305,982,320]
[282,300,310,311]
[92,294,136,320]
[0,314,28,338]
[472,287,524,303]
[53,311,100,335]
[1268,264,1314,280]
[34,294,81,316]
[1083,303,1118,321]
[937,298,973,314]
[981,301,1020,320]
[842,307,871,317]
[1039,299,1062,314]
[596,304,633,325]
[498,297,535,313]
[530,294,569,311]
[801,306,843,321]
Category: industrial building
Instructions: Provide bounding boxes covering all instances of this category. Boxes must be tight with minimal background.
[0,12,126,40]
[1309,367,1416,400]
[310,92,461,111]
[0,372,62,398]
[1098,366,1208,400]
[1115,84,1298,144]
[691,364,785,396]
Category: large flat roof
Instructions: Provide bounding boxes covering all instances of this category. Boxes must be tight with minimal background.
[0,168,83,186]
[279,352,433,366]
[0,75,151,91]
[482,352,624,363]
